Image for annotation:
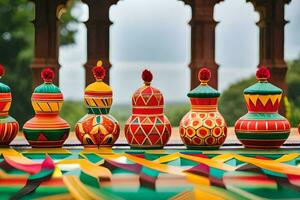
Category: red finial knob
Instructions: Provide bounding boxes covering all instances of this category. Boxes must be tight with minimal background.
[41,68,55,83]
[0,64,5,78]
[142,69,153,85]
[256,66,270,81]
[92,60,106,81]
[198,67,211,84]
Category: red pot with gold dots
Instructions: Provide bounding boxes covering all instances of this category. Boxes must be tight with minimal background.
[179,67,227,149]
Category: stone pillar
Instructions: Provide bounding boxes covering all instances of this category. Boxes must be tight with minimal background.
[248,0,291,115]
[30,0,67,89]
[82,0,118,85]
[183,0,223,89]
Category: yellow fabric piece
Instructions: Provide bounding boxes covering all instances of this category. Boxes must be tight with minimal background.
[124,153,186,176]
[234,154,300,175]
[194,186,234,200]
[57,159,111,180]
[171,186,240,200]
[211,153,235,163]
[226,185,264,200]
[169,190,194,200]
[153,152,236,171]
[34,193,74,200]
[123,153,210,186]
[3,154,37,165]
[21,148,71,154]
[152,152,181,163]
[63,176,102,200]
[80,147,117,157]
[52,166,63,178]
[0,148,20,156]
[275,153,300,163]
[179,153,236,171]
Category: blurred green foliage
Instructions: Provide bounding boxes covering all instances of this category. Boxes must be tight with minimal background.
[218,77,255,126]
[60,1,79,45]
[219,54,300,127]
[0,0,78,126]
[286,55,300,126]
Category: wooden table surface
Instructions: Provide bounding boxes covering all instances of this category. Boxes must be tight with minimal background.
[10,127,300,147]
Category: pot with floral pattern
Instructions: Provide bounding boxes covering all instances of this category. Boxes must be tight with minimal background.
[75,61,120,147]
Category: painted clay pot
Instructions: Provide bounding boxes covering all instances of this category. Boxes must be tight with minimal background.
[0,65,19,146]
[75,61,120,147]
[23,68,70,147]
[125,69,172,149]
[179,67,227,149]
[235,67,290,148]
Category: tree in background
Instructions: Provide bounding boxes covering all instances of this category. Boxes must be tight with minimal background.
[0,0,78,126]
[219,54,300,127]
[286,55,300,126]
[218,77,255,126]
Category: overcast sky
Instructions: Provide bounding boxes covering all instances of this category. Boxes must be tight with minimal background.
[59,0,300,104]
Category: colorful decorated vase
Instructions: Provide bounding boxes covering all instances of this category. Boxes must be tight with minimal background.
[75,61,120,147]
[0,65,19,146]
[124,69,172,149]
[179,67,227,149]
[23,68,70,147]
[235,67,290,148]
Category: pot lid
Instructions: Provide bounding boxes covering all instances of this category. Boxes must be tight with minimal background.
[187,67,220,98]
[244,66,282,95]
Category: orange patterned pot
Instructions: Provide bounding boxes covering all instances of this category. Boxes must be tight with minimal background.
[0,65,19,146]
[179,67,227,149]
[23,68,70,148]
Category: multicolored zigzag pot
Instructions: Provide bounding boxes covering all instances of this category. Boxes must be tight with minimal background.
[234,67,290,148]
[125,69,172,149]
[0,65,19,146]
